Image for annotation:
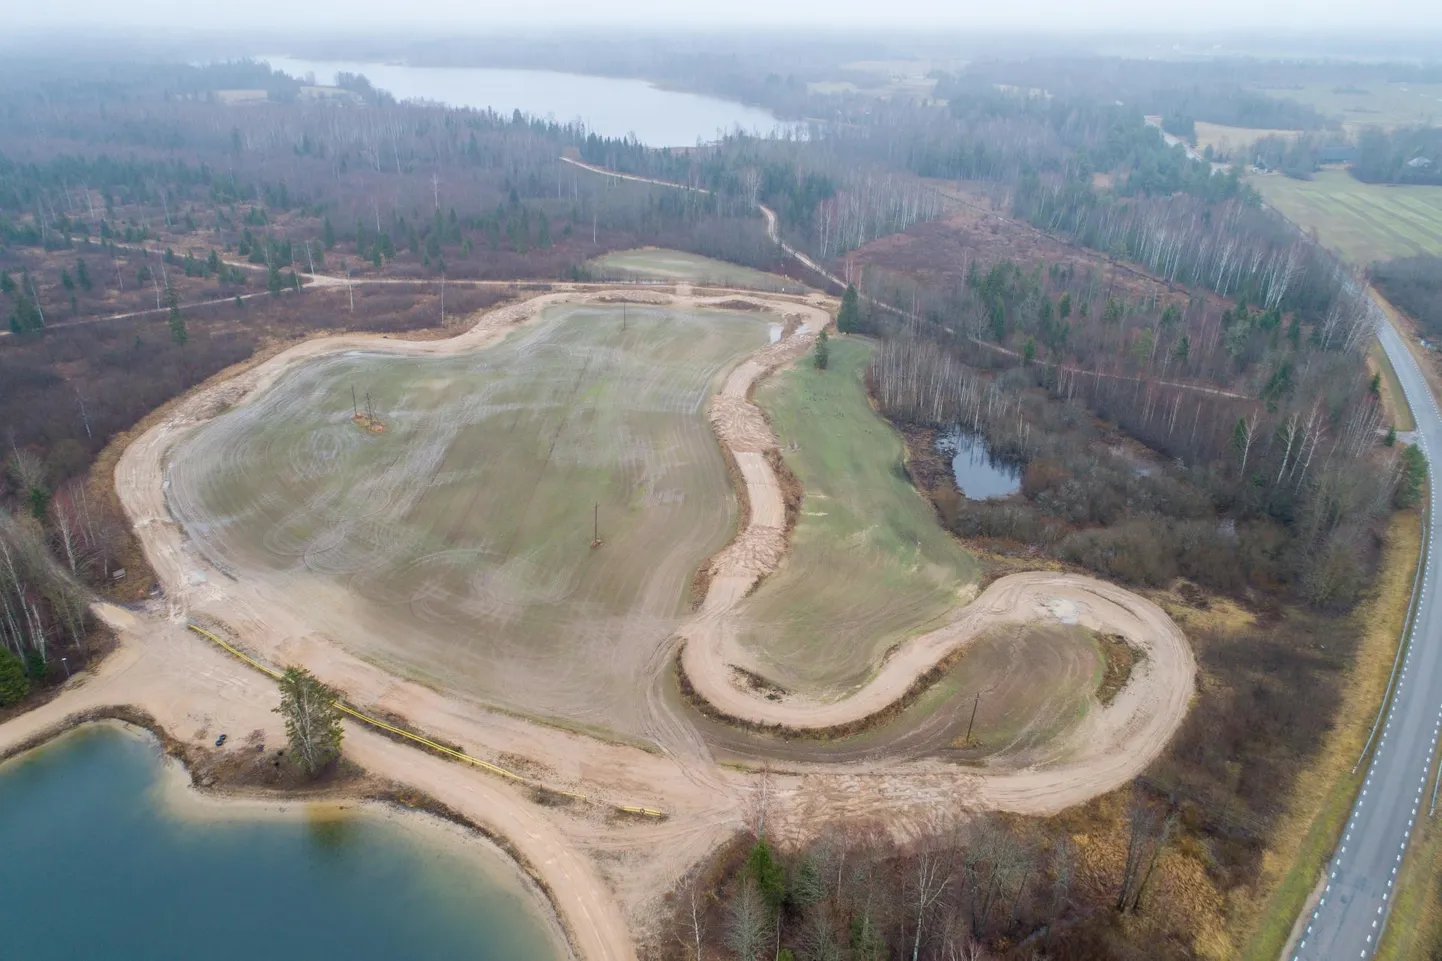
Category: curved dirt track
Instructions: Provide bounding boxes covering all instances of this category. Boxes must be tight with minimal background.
[4,286,1198,961]
[679,325,1196,787]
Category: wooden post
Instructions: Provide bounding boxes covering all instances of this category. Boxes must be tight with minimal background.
[965,692,981,746]
[351,386,358,418]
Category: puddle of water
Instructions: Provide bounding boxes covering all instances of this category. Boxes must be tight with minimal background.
[935,429,1021,500]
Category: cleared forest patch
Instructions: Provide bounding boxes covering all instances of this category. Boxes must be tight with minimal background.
[585,247,805,292]
[732,336,980,692]
[165,302,770,734]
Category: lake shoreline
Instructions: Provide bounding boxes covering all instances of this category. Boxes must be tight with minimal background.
[1,710,577,961]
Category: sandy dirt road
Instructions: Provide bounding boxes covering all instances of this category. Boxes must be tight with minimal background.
[4,287,1198,961]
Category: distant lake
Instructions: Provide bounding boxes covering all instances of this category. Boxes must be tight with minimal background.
[264,56,790,147]
[0,724,561,961]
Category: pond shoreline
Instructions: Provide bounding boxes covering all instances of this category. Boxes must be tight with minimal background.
[1,709,576,961]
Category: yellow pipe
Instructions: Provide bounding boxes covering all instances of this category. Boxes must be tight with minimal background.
[186,624,661,816]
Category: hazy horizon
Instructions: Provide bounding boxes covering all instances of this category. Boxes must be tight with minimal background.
[6,0,1442,33]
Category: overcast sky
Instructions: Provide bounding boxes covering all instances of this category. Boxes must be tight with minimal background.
[8,0,1441,31]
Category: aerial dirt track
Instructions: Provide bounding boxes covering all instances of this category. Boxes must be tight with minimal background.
[681,319,1196,791]
[71,287,1197,960]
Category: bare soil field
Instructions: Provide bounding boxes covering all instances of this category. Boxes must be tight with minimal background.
[165,301,769,735]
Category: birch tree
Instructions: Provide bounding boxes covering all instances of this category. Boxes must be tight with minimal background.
[274,667,344,775]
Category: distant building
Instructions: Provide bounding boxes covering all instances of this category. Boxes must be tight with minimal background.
[1406,156,1435,169]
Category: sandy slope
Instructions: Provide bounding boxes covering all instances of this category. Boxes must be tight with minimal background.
[2,287,1198,961]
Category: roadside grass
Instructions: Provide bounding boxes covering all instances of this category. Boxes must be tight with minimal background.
[585,248,805,292]
[1369,339,1418,432]
[1250,169,1442,265]
[1377,790,1442,961]
[1239,510,1424,961]
[736,336,981,692]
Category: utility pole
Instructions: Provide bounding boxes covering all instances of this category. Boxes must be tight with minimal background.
[590,502,602,549]
[965,692,981,746]
[75,387,92,439]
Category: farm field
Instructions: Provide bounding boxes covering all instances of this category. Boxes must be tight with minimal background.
[585,248,805,292]
[165,302,771,734]
[1193,121,1299,157]
[1261,81,1442,131]
[733,336,980,693]
[1252,169,1442,264]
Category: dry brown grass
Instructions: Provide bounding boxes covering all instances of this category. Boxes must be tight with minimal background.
[1368,340,1418,432]
[1193,121,1301,156]
[1095,634,1141,706]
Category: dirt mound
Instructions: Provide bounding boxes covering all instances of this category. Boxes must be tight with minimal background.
[709,395,774,452]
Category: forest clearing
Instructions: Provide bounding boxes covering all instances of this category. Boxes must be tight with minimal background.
[584,248,804,292]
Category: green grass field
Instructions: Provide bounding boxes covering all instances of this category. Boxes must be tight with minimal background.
[1252,169,1442,264]
[586,248,805,292]
[735,336,981,693]
[1261,81,1442,131]
[167,303,770,733]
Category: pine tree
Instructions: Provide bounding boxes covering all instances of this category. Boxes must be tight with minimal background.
[0,648,29,705]
[167,285,187,346]
[814,329,830,369]
[322,216,336,250]
[837,284,861,333]
[75,258,91,290]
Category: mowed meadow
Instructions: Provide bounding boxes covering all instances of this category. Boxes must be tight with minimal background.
[166,303,770,734]
[735,336,980,694]
[1252,169,1442,263]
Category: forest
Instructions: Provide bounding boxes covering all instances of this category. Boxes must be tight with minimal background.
[1351,125,1442,185]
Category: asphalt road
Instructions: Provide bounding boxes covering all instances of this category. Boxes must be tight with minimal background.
[1292,313,1440,960]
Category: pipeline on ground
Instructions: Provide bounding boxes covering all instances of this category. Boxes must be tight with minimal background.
[186,623,664,818]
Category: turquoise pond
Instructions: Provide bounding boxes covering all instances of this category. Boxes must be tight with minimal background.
[0,724,562,961]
